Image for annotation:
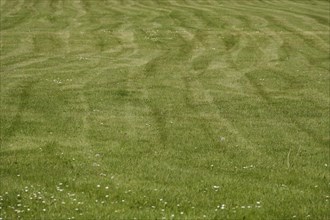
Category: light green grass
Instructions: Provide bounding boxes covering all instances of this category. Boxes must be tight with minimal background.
[1,0,329,219]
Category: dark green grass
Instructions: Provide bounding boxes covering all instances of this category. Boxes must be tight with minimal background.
[1,0,329,219]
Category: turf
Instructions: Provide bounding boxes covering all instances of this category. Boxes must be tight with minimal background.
[0,0,329,219]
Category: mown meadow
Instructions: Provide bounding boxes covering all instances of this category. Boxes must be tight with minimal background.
[0,0,329,219]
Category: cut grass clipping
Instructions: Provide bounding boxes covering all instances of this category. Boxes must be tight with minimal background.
[1,0,329,219]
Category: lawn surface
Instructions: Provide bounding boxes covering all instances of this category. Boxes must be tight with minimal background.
[0,0,329,219]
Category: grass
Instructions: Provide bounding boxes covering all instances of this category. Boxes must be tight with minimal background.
[0,0,329,219]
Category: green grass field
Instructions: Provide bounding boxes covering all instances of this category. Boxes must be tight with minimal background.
[1,0,329,219]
